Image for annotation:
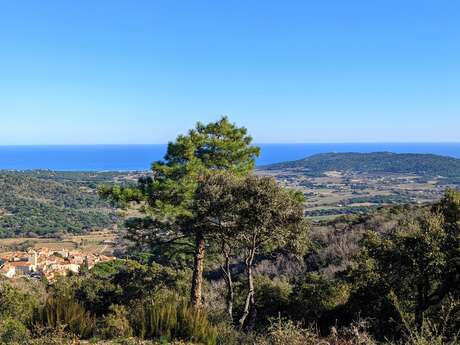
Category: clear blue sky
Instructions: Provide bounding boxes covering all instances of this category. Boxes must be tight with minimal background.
[0,1,458,144]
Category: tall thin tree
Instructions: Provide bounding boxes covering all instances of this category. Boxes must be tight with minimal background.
[100,117,259,307]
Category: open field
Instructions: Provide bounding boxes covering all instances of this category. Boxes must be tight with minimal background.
[0,230,117,255]
[258,168,458,220]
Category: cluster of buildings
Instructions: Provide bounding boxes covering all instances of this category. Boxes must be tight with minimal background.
[0,247,116,281]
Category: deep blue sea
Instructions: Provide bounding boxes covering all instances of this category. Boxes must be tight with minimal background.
[0,143,460,171]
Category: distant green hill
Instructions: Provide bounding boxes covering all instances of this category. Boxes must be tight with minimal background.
[262,152,460,178]
[0,171,125,237]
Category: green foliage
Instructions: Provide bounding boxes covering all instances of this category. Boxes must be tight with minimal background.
[195,172,310,256]
[265,152,460,178]
[191,172,309,327]
[391,296,460,345]
[253,275,292,324]
[0,171,118,237]
[33,294,96,338]
[102,116,260,220]
[0,188,458,344]
[100,117,260,308]
[100,304,133,339]
[98,184,145,208]
[0,283,38,324]
[233,174,309,256]
[344,190,460,340]
[130,294,218,345]
[437,188,460,227]
[76,260,186,316]
[290,272,350,326]
[253,318,316,345]
[121,217,195,270]
[0,317,30,344]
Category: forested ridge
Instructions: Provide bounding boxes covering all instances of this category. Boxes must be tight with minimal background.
[264,152,460,178]
[0,171,122,237]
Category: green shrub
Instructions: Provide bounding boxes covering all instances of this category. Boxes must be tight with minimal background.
[214,321,241,345]
[391,296,460,345]
[33,295,96,338]
[290,272,350,328]
[0,317,30,344]
[254,317,316,345]
[131,293,217,345]
[254,275,292,325]
[0,284,38,324]
[100,304,133,339]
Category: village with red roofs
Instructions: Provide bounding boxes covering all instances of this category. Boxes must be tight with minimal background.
[0,247,116,281]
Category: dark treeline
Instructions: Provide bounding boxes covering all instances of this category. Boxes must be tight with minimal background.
[1,118,459,345]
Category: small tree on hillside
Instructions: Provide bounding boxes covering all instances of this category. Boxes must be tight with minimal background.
[192,172,242,320]
[233,175,309,330]
[192,173,309,328]
[100,117,260,307]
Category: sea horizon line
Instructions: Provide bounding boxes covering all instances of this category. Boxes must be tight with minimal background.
[1,142,460,147]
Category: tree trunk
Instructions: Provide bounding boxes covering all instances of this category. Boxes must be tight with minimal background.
[415,282,425,331]
[191,230,206,308]
[238,249,256,330]
[221,245,234,320]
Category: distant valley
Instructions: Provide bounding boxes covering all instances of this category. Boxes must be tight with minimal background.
[1,152,459,238]
[258,152,460,219]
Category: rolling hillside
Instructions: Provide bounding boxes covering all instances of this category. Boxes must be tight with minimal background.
[263,152,460,178]
[0,171,127,237]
